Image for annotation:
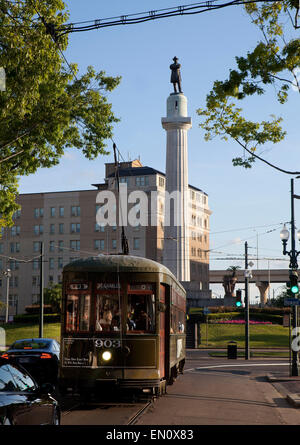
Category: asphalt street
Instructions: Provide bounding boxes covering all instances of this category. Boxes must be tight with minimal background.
[134,349,300,425]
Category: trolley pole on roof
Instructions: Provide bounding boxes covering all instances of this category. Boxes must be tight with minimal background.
[39,242,44,338]
[113,143,129,255]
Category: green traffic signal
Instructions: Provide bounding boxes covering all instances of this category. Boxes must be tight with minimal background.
[289,272,299,295]
[235,289,242,307]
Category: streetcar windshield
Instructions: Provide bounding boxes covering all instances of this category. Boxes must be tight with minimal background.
[66,293,91,332]
[127,293,155,333]
[95,294,121,332]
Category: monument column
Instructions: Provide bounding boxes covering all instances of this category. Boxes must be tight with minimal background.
[161,57,192,281]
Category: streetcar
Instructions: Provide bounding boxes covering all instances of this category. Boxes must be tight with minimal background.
[58,254,186,397]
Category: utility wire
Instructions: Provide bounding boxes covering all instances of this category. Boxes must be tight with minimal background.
[55,0,281,37]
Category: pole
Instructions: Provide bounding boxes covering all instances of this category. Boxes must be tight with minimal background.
[5,271,10,323]
[290,178,299,376]
[39,242,44,338]
[245,242,250,360]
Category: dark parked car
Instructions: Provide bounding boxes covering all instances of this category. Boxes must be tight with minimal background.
[1,338,60,384]
[0,359,60,425]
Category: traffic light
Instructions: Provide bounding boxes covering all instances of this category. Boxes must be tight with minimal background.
[235,289,242,307]
[290,271,299,295]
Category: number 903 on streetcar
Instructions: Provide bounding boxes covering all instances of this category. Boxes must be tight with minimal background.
[58,254,186,397]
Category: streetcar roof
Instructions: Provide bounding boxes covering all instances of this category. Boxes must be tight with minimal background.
[63,254,185,292]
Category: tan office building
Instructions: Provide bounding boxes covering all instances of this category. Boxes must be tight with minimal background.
[0,160,211,316]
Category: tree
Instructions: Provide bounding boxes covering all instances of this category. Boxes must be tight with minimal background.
[44,282,62,313]
[197,0,300,174]
[0,0,121,230]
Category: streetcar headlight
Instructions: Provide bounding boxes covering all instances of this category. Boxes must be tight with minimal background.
[102,350,112,361]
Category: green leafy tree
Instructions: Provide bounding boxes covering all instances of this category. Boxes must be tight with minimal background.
[0,0,121,230]
[197,0,300,174]
[44,282,62,313]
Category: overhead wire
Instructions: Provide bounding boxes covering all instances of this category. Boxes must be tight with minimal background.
[55,0,281,37]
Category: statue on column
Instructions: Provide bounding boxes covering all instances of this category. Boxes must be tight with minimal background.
[170,56,182,94]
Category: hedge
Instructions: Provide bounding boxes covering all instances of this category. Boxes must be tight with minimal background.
[13,313,61,324]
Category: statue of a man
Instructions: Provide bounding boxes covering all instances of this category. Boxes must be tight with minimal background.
[170,56,182,94]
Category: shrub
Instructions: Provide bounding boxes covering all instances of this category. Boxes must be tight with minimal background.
[25,305,54,314]
[14,313,61,324]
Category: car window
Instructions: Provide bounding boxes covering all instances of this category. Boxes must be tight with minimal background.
[0,365,18,392]
[11,340,50,350]
[8,365,36,392]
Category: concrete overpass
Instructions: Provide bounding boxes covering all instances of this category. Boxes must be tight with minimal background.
[209,269,290,305]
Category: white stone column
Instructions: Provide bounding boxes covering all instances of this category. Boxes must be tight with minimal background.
[162,93,192,281]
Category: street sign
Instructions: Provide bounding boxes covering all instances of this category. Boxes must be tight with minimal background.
[203,307,210,315]
[284,298,300,306]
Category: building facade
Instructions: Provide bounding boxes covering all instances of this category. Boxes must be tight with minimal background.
[0,159,211,316]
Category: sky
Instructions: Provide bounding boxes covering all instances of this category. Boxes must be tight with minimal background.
[18,1,300,302]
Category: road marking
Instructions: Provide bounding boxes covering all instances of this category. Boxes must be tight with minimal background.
[185,363,289,372]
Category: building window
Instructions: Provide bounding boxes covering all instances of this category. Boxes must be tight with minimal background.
[11,225,20,236]
[32,276,40,286]
[34,208,44,218]
[135,176,149,187]
[50,207,55,217]
[70,240,80,251]
[33,241,40,252]
[50,224,55,234]
[59,206,64,217]
[34,225,43,235]
[133,238,140,250]
[58,257,63,269]
[71,206,80,217]
[158,176,165,187]
[49,241,55,252]
[13,209,21,219]
[112,239,117,249]
[32,259,39,270]
[59,223,64,234]
[58,241,64,252]
[120,177,129,184]
[94,239,105,250]
[95,223,105,232]
[9,260,19,270]
[0,243,3,254]
[49,275,54,283]
[49,258,54,269]
[10,242,20,253]
[71,223,80,233]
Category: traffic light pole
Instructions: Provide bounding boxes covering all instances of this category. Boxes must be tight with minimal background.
[290,179,299,376]
[245,242,250,360]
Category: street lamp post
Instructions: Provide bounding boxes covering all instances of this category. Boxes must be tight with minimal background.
[280,178,300,376]
[3,269,11,323]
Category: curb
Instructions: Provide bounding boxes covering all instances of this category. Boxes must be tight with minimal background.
[287,394,300,407]
[266,373,300,408]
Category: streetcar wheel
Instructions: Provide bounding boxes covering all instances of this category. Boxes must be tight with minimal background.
[179,359,185,374]
[168,366,178,385]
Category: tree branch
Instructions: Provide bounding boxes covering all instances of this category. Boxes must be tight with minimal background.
[219,120,300,175]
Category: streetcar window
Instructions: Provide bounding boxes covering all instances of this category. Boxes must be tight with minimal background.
[95,294,121,332]
[127,294,155,333]
[171,307,185,334]
[66,293,91,332]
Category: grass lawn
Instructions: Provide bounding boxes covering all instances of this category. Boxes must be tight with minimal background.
[199,323,290,349]
[0,322,291,351]
[1,323,61,347]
